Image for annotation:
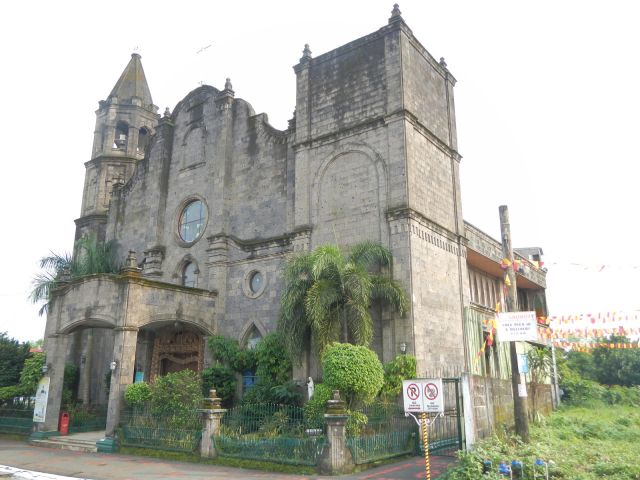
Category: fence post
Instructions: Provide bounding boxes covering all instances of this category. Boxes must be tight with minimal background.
[198,388,227,459]
[318,390,354,475]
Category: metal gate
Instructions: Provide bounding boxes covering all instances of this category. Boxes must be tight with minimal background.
[425,378,464,457]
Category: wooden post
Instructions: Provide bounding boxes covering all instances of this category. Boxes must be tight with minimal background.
[499,205,530,442]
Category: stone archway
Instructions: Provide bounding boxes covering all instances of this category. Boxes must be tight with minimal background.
[147,326,205,383]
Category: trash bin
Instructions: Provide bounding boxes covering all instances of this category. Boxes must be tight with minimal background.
[59,412,70,436]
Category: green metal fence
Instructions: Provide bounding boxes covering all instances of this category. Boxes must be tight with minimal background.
[0,407,34,436]
[118,407,201,453]
[215,403,325,466]
[346,404,418,464]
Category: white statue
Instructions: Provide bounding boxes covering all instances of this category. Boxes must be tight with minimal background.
[307,376,315,400]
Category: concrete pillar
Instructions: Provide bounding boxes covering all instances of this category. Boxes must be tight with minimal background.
[105,327,138,437]
[198,389,227,459]
[38,334,70,432]
[318,390,354,475]
[78,329,94,405]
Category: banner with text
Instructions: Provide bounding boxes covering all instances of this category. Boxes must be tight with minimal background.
[497,311,538,342]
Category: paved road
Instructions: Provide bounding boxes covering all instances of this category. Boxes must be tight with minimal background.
[0,439,455,480]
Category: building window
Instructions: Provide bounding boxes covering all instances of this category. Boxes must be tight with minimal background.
[182,262,197,287]
[243,269,267,298]
[137,127,149,154]
[249,271,263,294]
[178,200,206,243]
[245,325,263,349]
[114,121,129,149]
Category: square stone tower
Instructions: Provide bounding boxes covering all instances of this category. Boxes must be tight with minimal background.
[293,5,467,371]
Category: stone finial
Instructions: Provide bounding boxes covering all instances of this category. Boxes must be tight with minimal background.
[59,265,71,283]
[163,107,171,118]
[287,109,297,130]
[202,388,223,409]
[326,389,347,415]
[224,78,233,91]
[439,57,448,69]
[121,250,141,276]
[300,44,312,63]
[125,250,137,269]
[389,3,402,21]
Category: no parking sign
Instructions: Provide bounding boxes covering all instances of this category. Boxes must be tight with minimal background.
[402,379,444,413]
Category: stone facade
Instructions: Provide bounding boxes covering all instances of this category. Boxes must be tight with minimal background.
[40,6,547,439]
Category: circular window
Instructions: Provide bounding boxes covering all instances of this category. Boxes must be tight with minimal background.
[179,200,206,243]
[249,271,263,294]
[243,269,267,298]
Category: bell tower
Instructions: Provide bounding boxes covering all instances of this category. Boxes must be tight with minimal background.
[75,53,159,241]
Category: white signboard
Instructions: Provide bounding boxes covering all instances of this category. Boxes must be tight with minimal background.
[402,379,444,413]
[497,311,538,342]
[33,376,50,423]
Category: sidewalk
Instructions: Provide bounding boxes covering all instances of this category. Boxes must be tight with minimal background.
[0,438,455,479]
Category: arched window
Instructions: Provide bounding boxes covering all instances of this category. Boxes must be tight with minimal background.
[114,121,129,149]
[244,325,262,349]
[182,262,197,287]
[137,127,150,154]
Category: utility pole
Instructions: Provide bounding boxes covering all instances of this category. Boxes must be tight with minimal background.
[499,205,530,442]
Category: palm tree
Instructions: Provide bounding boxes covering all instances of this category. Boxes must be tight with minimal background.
[278,241,408,359]
[527,346,552,419]
[30,236,121,315]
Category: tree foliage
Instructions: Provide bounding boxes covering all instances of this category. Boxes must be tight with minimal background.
[30,235,121,315]
[0,333,30,388]
[278,242,408,359]
[322,343,384,407]
[201,365,236,407]
[379,354,417,400]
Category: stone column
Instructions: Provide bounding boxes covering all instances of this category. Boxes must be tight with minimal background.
[105,326,138,438]
[78,329,94,405]
[198,389,227,459]
[37,334,70,432]
[318,390,354,475]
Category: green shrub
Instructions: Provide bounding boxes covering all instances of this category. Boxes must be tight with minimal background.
[346,410,368,437]
[150,370,202,417]
[380,354,416,400]
[322,343,384,407]
[201,365,236,407]
[254,333,291,384]
[303,383,332,429]
[124,382,151,407]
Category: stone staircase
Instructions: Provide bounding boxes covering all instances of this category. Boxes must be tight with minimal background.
[30,431,104,453]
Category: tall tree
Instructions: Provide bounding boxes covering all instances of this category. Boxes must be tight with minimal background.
[30,235,121,315]
[278,242,408,359]
[0,333,30,387]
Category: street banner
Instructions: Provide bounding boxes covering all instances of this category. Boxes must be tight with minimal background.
[498,311,537,342]
[33,376,50,423]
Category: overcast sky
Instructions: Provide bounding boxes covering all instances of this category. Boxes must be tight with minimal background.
[1,0,638,341]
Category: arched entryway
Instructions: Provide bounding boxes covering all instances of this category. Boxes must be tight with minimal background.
[135,322,206,384]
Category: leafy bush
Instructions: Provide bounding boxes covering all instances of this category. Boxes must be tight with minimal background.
[243,380,302,406]
[124,382,152,407]
[201,365,236,406]
[303,383,332,429]
[380,354,416,400]
[0,333,30,387]
[322,343,384,407]
[254,333,291,385]
[150,370,203,417]
[346,410,368,437]
[208,335,256,371]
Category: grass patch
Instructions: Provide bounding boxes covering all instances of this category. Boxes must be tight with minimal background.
[441,403,640,479]
[117,446,316,475]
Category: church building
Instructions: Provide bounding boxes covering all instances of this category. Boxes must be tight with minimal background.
[39,5,548,438]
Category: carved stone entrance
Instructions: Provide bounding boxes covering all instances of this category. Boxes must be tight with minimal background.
[149,328,204,383]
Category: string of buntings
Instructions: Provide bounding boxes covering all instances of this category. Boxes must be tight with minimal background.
[553,341,640,351]
[542,311,640,325]
[539,326,640,340]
